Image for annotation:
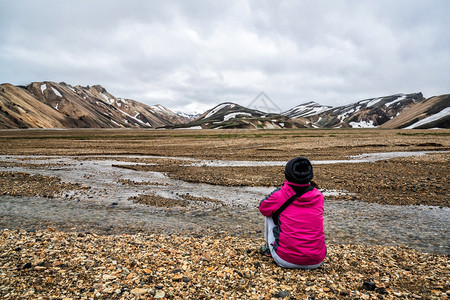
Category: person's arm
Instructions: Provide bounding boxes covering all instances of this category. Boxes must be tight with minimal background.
[259,187,283,216]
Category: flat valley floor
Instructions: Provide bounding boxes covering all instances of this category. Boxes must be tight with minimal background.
[0,128,448,299]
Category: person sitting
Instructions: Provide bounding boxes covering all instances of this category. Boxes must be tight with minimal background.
[259,157,326,269]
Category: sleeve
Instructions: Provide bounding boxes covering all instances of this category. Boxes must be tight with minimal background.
[258,187,283,217]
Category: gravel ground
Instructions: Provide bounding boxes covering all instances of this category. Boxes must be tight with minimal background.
[0,229,449,300]
[0,171,80,198]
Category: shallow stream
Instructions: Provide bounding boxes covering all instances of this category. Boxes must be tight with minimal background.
[0,153,448,255]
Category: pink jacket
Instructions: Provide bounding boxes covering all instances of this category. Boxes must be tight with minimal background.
[259,181,326,265]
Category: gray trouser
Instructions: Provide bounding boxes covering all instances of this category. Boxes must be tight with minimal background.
[264,216,323,269]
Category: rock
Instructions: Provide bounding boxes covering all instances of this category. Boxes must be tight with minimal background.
[274,290,290,298]
[375,287,388,294]
[362,281,376,291]
[279,284,292,291]
[22,262,32,269]
[102,274,116,280]
[172,274,183,281]
[131,288,148,296]
[154,290,165,299]
[431,289,442,295]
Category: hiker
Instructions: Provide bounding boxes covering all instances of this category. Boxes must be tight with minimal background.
[259,157,326,269]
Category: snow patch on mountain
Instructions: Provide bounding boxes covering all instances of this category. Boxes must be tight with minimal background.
[100,93,114,104]
[386,95,407,107]
[335,106,357,120]
[224,112,252,121]
[176,126,203,130]
[51,87,62,97]
[405,107,450,129]
[117,108,151,127]
[204,103,232,119]
[282,102,333,118]
[177,112,200,120]
[365,98,383,107]
[349,120,376,128]
[151,104,173,115]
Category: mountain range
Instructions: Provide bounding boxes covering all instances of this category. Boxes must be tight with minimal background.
[0,81,448,129]
[0,82,189,129]
[173,92,449,129]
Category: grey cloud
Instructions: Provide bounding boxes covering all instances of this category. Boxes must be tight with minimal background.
[1,0,449,113]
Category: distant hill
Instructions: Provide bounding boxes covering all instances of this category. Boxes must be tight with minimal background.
[381,94,450,129]
[175,93,445,129]
[174,102,307,129]
[0,82,192,129]
[305,93,426,128]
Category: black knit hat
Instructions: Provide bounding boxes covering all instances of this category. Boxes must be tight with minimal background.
[284,157,313,184]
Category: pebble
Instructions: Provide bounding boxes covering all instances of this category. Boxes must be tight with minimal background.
[130,288,148,296]
[274,290,290,298]
[362,281,376,291]
[154,290,165,298]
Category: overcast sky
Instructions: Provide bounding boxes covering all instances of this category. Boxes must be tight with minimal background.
[1,0,449,114]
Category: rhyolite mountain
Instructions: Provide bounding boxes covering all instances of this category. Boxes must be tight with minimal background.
[1,81,448,129]
[177,93,448,129]
[381,94,450,129]
[297,93,426,128]
[303,93,449,129]
[0,81,191,129]
[175,102,307,129]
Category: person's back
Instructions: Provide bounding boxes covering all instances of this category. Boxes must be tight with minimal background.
[259,157,326,269]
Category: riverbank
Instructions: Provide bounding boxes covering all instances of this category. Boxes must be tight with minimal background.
[0,229,448,299]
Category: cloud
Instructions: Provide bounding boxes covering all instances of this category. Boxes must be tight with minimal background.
[1,0,449,113]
